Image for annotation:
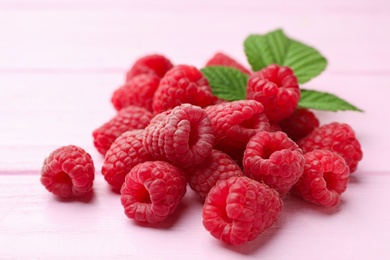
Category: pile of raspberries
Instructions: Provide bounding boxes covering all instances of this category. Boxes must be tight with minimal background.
[40,53,363,246]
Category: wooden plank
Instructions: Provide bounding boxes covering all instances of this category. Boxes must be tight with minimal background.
[0,1,389,71]
[0,172,389,259]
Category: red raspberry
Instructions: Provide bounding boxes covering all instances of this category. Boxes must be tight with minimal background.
[292,150,350,207]
[204,100,270,150]
[202,176,283,245]
[101,130,154,192]
[278,108,320,141]
[297,122,363,173]
[40,145,95,198]
[111,74,160,112]
[187,150,243,201]
[143,104,215,168]
[205,52,251,75]
[243,131,305,197]
[152,65,216,114]
[120,161,187,223]
[93,106,153,155]
[247,64,300,122]
[126,54,173,81]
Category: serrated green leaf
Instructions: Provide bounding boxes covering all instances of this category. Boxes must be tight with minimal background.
[201,66,249,101]
[244,29,289,71]
[298,89,363,112]
[244,29,327,84]
[284,40,327,84]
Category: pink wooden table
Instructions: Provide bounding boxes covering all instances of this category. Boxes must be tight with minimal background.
[1,0,390,259]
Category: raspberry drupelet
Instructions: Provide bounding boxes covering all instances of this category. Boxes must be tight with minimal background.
[202,176,283,245]
[243,130,305,197]
[143,104,215,168]
[120,161,187,224]
[152,65,216,114]
[292,149,350,207]
[102,130,154,192]
[40,145,95,198]
[247,64,300,122]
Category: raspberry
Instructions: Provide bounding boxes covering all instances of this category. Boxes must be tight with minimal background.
[111,74,160,112]
[120,161,187,223]
[40,145,95,198]
[205,52,251,75]
[143,104,215,168]
[202,176,282,245]
[243,130,305,197]
[297,122,363,173]
[204,100,270,150]
[126,54,173,81]
[93,106,153,155]
[278,108,320,141]
[152,65,216,114]
[187,150,243,201]
[247,64,300,122]
[101,130,154,192]
[292,150,350,207]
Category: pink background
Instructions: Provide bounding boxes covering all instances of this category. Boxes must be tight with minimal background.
[1,0,390,259]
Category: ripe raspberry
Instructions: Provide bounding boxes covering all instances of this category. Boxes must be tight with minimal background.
[297,122,363,173]
[152,65,216,114]
[93,106,153,155]
[202,176,282,245]
[40,145,95,198]
[120,161,187,223]
[204,100,270,150]
[187,150,243,201]
[101,130,154,192]
[247,64,300,122]
[143,104,215,168]
[243,130,305,197]
[205,52,251,75]
[292,150,350,207]
[278,108,320,141]
[111,74,160,112]
[126,54,173,81]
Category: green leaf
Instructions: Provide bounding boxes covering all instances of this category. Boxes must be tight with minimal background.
[284,40,328,84]
[201,66,249,101]
[298,89,363,112]
[244,29,327,84]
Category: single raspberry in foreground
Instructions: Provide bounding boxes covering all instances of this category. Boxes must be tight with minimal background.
[202,176,283,245]
[278,108,320,141]
[204,99,270,151]
[111,74,160,112]
[143,104,215,168]
[40,145,95,198]
[205,52,251,75]
[297,122,363,173]
[120,161,187,224]
[247,64,300,122]
[292,149,350,207]
[126,54,173,81]
[93,106,153,155]
[102,129,154,192]
[243,130,305,197]
[187,149,243,201]
[152,65,216,114]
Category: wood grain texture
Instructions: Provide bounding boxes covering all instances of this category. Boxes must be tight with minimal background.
[0,0,389,259]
